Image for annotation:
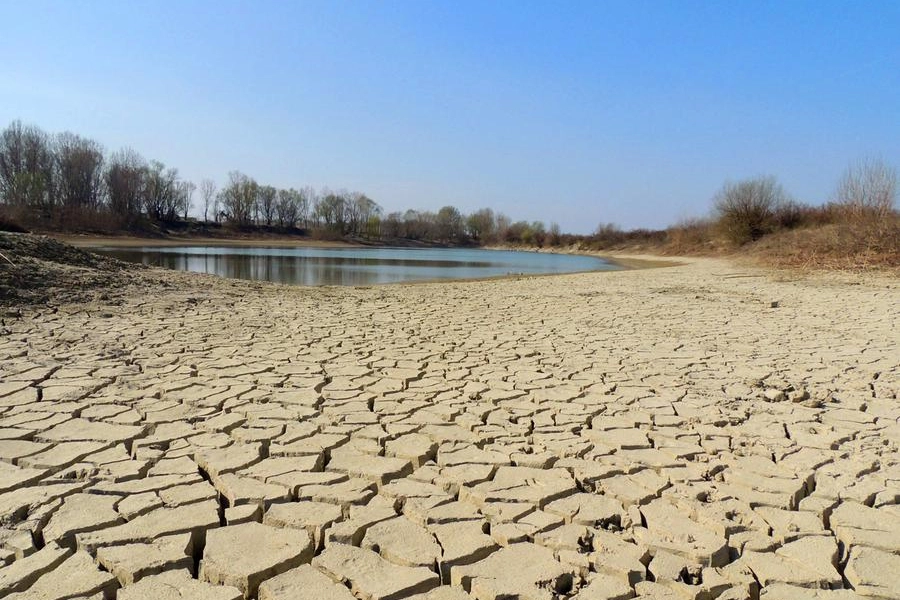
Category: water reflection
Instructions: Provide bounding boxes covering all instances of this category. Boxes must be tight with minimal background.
[93,246,617,286]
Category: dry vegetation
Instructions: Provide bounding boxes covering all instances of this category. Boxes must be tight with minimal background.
[747,213,900,271]
[574,159,900,272]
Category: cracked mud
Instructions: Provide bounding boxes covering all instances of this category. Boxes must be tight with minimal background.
[0,256,898,599]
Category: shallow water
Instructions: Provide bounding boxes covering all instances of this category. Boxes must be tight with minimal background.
[90,246,619,285]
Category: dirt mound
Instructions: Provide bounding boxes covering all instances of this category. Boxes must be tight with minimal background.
[0,233,144,306]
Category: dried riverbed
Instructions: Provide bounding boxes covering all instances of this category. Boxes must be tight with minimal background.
[1,236,898,599]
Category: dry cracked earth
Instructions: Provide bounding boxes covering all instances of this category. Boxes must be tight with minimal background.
[0,258,898,600]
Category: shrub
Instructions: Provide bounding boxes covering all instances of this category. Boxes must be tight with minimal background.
[591,223,625,248]
[772,200,807,230]
[665,218,714,253]
[713,176,786,245]
[751,212,900,270]
[834,157,897,221]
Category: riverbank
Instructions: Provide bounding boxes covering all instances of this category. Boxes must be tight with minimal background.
[0,233,640,304]
[1,234,898,598]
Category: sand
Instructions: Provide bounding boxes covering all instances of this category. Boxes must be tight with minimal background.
[1,250,898,599]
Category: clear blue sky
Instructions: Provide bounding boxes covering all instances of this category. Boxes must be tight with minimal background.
[2,1,898,232]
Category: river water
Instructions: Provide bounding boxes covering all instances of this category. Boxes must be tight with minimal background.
[91,246,619,286]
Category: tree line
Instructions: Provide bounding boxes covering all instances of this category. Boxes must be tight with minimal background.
[0,120,194,228]
[0,119,562,245]
[6,119,892,260]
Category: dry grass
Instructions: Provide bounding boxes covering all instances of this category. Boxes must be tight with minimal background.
[748,213,900,272]
[664,218,720,255]
[660,200,900,272]
[588,208,900,273]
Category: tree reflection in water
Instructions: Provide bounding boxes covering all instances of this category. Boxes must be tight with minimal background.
[91,247,618,285]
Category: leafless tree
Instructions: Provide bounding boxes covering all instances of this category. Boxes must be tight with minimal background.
[713,176,786,245]
[55,132,104,212]
[178,180,196,219]
[297,186,315,228]
[436,205,464,241]
[275,188,300,228]
[402,209,436,240]
[835,157,897,220]
[495,212,511,242]
[381,211,403,238]
[141,161,182,221]
[219,171,258,226]
[528,221,546,246]
[466,208,495,242]
[548,222,561,245]
[0,120,55,212]
[105,148,146,221]
[345,192,362,234]
[199,178,217,222]
[314,189,347,233]
[346,192,380,236]
[258,185,277,226]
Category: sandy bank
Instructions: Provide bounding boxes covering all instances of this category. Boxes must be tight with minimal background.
[1,250,898,598]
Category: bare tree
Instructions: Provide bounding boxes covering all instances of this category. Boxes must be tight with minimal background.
[528,221,547,246]
[105,148,146,221]
[548,222,561,246]
[381,211,403,238]
[0,120,56,212]
[346,192,380,236]
[141,161,181,221]
[314,189,347,233]
[402,209,434,239]
[713,176,786,245]
[219,171,257,226]
[199,178,217,222]
[275,188,300,228]
[308,187,326,229]
[258,185,277,226]
[835,157,897,220]
[495,212,511,242]
[466,208,495,242]
[178,180,196,219]
[436,205,464,241]
[55,132,104,212]
[297,186,314,228]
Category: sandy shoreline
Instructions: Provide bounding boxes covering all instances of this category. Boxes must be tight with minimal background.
[1,254,898,598]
